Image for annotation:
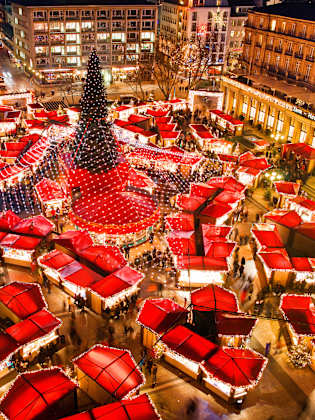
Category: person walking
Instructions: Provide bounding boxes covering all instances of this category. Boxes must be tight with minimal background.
[152,364,158,388]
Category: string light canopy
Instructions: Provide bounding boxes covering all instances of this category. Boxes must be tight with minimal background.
[65,49,159,243]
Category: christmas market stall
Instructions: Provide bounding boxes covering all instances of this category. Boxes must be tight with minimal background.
[73,345,144,404]
[201,347,267,403]
[66,107,81,124]
[273,181,300,208]
[280,294,315,370]
[137,298,188,348]
[264,209,302,246]
[0,233,42,268]
[161,325,218,380]
[256,248,293,287]
[0,282,46,323]
[59,394,161,420]
[0,367,78,420]
[282,143,315,174]
[35,178,67,217]
[209,110,244,136]
[287,196,315,223]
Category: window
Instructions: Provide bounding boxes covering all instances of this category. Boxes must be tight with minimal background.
[305,64,311,81]
[112,32,125,42]
[18,8,22,15]
[270,19,276,31]
[97,10,109,18]
[97,33,110,41]
[141,32,154,41]
[298,45,303,55]
[82,22,93,31]
[255,49,260,61]
[277,112,284,132]
[300,125,307,142]
[310,47,314,58]
[259,18,264,29]
[66,22,79,31]
[291,23,296,34]
[301,25,306,37]
[33,11,45,19]
[34,23,47,32]
[66,34,78,42]
[142,9,153,16]
[288,42,292,52]
[67,56,80,65]
[281,22,286,32]
[266,53,270,64]
[67,45,78,53]
[275,55,280,69]
[192,22,196,32]
[295,61,301,74]
[66,10,78,18]
[208,12,212,20]
[192,12,197,21]
[49,10,63,19]
[285,58,290,71]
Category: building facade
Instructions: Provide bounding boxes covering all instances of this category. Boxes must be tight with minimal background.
[222,2,315,145]
[160,0,231,70]
[11,0,158,84]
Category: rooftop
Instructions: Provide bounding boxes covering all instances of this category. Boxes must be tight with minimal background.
[252,1,315,22]
[11,0,157,6]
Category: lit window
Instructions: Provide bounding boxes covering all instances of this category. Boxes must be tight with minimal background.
[270,19,276,31]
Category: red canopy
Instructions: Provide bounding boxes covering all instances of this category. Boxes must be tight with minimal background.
[58,261,103,289]
[259,250,293,271]
[201,347,267,389]
[176,255,228,271]
[91,266,143,300]
[200,203,232,219]
[137,298,187,334]
[215,190,243,205]
[215,312,257,337]
[281,295,315,336]
[0,332,19,364]
[73,345,144,399]
[78,245,127,274]
[0,233,41,250]
[54,230,93,252]
[146,108,169,118]
[274,181,300,196]
[161,325,218,362]
[282,143,315,160]
[176,194,206,212]
[190,183,218,199]
[295,223,315,241]
[265,209,302,228]
[290,196,315,212]
[0,367,77,420]
[39,249,75,270]
[59,394,160,420]
[166,213,195,231]
[0,210,21,231]
[166,230,196,255]
[202,224,232,241]
[240,157,270,171]
[13,215,54,237]
[291,257,313,272]
[207,176,245,193]
[35,178,66,202]
[252,229,284,248]
[0,282,46,319]
[5,309,61,346]
[204,241,235,258]
[191,285,238,312]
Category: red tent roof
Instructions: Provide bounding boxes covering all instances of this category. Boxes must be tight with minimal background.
[137,298,187,334]
[166,230,197,255]
[78,245,127,274]
[128,114,149,123]
[160,131,181,140]
[39,249,75,270]
[191,285,238,312]
[202,224,232,240]
[58,260,103,289]
[0,332,19,364]
[0,367,77,420]
[265,209,302,228]
[240,157,270,171]
[161,325,218,362]
[190,183,218,199]
[295,223,315,241]
[0,210,21,231]
[5,309,61,346]
[73,345,144,400]
[207,176,245,193]
[146,108,169,117]
[290,196,315,212]
[283,143,315,160]
[201,347,267,389]
[291,257,313,272]
[218,154,238,163]
[35,178,66,202]
[176,255,228,271]
[166,213,195,231]
[0,233,41,250]
[0,282,46,319]
[259,251,293,271]
[252,229,284,248]
[281,295,315,336]
[215,190,243,205]
[204,241,235,258]
[176,194,206,212]
[13,215,54,237]
[200,203,232,219]
[215,312,257,337]
[91,266,143,300]
[54,230,93,252]
[274,181,300,196]
[127,168,156,189]
[59,394,160,420]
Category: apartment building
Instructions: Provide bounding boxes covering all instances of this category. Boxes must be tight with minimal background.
[227,0,255,69]
[243,2,315,88]
[221,2,315,145]
[160,0,231,70]
[11,0,158,84]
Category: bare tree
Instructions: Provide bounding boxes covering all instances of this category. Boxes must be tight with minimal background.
[125,63,151,101]
[152,34,213,99]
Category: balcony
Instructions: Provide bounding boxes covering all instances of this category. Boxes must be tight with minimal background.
[128,26,139,31]
[112,15,125,20]
[142,15,154,19]
[97,26,109,32]
[294,52,303,59]
[244,39,251,45]
[266,44,273,51]
[81,15,94,20]
[306,55,314,62]
[285,49,293,56]
[112,26,125,32]
[127,15,139,19]
[274,47,282,53]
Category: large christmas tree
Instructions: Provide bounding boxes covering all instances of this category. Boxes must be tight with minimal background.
[72,49,119,174]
